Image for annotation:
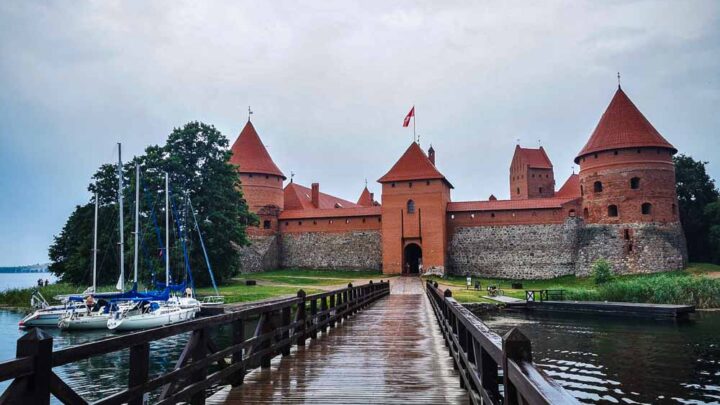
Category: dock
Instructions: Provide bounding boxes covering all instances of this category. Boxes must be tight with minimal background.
[526,300,695,318]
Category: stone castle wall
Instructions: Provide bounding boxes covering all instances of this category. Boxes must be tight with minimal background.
[575,221,687,276]
[280,231,382,271]
[237,235,280,273]
[447,219,581,279]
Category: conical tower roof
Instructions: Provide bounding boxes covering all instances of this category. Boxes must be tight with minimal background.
[378,142,452,187]
[357,187,374,207]
[229,122,286,179]
[575,87,676,163]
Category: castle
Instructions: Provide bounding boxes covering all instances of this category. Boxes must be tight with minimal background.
[231,86,687,278]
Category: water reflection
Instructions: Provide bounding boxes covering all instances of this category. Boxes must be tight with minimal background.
[477,310,720,404]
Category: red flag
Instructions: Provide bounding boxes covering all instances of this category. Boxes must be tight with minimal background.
[403,106,415,127]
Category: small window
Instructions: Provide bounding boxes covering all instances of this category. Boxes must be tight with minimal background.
[249,174,253,178]
[329,219,334,224]
[594,153,598,159]
[409,182,413,188]
[630,177,640,189]
[583,208,589,217]
[642,203,652,215]
[624,229,631,240]
[298,221,302,226]
[362,218,366,223]
[614,150,618,156]
[569,209,576,217]
[426,180,430,186]
[378,217,382,222]
[285,221,289,226]
[539,187,543,194]
[516,187,520,195]
[313,220,317,225]
[637,149,641,154]
[532,174,535,178]
[265,175,269,179]
[391,182,396,188]
[546,174,549,178]
[263,220,271,229]
[608,205,618,217]
[580,185,584,196]
[594,181,603,192]
[345,219,350,224]
[491,213,495,218]
[407,200,415,214]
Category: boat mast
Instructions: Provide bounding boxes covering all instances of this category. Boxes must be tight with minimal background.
[92,190,99,293]
[165,172,170,286]
[133,163,140,285]
[117,143,125,291]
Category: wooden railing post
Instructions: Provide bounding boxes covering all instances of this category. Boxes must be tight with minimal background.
[190,328,209,405]
[9,328,53,405]
[128,342,149,405]
[502,328,533,405]
[310,299,318,339]
[329,294,336,328]
[347,283,354,314]
[296,290,307,347]
[230,318,245,386]
[281,305,292,356]
[342,286,349,319]
[320,296,328,334]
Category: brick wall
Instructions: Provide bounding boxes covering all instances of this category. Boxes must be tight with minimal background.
[448,218,581,279]
[280,230,382,270]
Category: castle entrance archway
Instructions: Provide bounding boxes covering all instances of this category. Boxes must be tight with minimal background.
[403,243,422,275]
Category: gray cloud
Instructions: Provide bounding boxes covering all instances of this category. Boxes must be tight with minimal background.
[1,0,718,265]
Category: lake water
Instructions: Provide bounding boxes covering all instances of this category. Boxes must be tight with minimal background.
[0,272,57,291]
[478,310,720,404]
[0,309,240,403]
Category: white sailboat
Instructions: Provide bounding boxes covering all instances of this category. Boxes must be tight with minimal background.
[59,147,140,330]
[19,291,84,328]
[107,172,199,331]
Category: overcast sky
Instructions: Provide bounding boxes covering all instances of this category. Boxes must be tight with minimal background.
[1,1,718,266]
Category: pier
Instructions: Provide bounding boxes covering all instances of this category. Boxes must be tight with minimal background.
[0,279,577,404]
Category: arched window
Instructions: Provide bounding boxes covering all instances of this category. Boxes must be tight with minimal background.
[641,203,652,215]
[583,207,589,217]
[263,220,271,229]
[539,187,543,194]
[630,177,640,189]
[594,181,603,192]
[516,187,520,195]
[608,205,618,217]
[407,200,415,214]
[581,185,584,196]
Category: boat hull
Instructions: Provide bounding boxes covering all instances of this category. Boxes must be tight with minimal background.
[107,307,198,331]
[20,308,69,328]
[58,313,111,330]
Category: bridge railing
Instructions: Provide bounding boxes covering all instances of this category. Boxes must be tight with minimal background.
[426,280,578,405]
[0,280,390,405]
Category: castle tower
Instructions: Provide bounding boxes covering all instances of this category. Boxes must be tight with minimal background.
[575,87,679,224]
[229,121,286,234]
[509,146,555,199]
[378,143,452,275]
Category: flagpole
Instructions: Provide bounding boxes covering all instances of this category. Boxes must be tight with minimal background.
[413,106,417,143]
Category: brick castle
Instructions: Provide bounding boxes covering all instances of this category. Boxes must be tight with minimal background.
[231,86,687,278]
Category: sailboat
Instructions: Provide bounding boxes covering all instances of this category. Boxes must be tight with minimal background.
[18,291,85,328]
[107,172,199,331]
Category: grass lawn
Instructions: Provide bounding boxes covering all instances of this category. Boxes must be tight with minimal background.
[429,262,720,306]
[0,268,388,308]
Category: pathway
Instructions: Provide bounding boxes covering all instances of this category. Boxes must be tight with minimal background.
[212,277,468,404]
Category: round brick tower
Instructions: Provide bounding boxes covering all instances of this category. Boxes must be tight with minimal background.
[575,87,679,224]
[229,121,286,234]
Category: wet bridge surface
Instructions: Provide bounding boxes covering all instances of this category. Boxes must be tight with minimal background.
[210,277,468,404]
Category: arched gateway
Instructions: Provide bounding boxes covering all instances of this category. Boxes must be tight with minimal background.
[403,243,422,275]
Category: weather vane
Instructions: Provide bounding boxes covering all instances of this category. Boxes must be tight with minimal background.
[248,106,253,122]
[365,178,368,188]
[290,171,295,183]
[617,72,621,88]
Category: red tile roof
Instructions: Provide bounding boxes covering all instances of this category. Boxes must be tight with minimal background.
[283,182,359,211]
[515,146,553,169]
[448,197,577,212]
[279,206,381,220]
[356,187,374,207]
[229,121,286,178]
[555,174,580,198]
[378,142,452,187]
[575,87,676,162]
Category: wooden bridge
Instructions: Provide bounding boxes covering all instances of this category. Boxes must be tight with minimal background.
[0,278,577,405]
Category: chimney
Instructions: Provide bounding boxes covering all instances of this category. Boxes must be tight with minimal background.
[370,192,374,202]
[428,145,435,165]
[311,183,320,208]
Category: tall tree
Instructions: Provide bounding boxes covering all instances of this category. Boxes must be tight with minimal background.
[49,122,257,287]
[674,154,719,262]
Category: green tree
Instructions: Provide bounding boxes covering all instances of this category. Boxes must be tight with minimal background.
[592,259,614,284]
[49,121,256,287]
[704,201,720,264]
[674,154,720,262]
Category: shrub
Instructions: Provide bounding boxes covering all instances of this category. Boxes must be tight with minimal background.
[592,259,614,285]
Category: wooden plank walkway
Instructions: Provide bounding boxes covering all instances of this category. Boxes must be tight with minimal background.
[211,278,469,404]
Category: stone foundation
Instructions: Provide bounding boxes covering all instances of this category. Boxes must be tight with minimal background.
[237,235,280,273]
[280,231,382,270]
[447,219,581,279]
[575,221,687,275]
